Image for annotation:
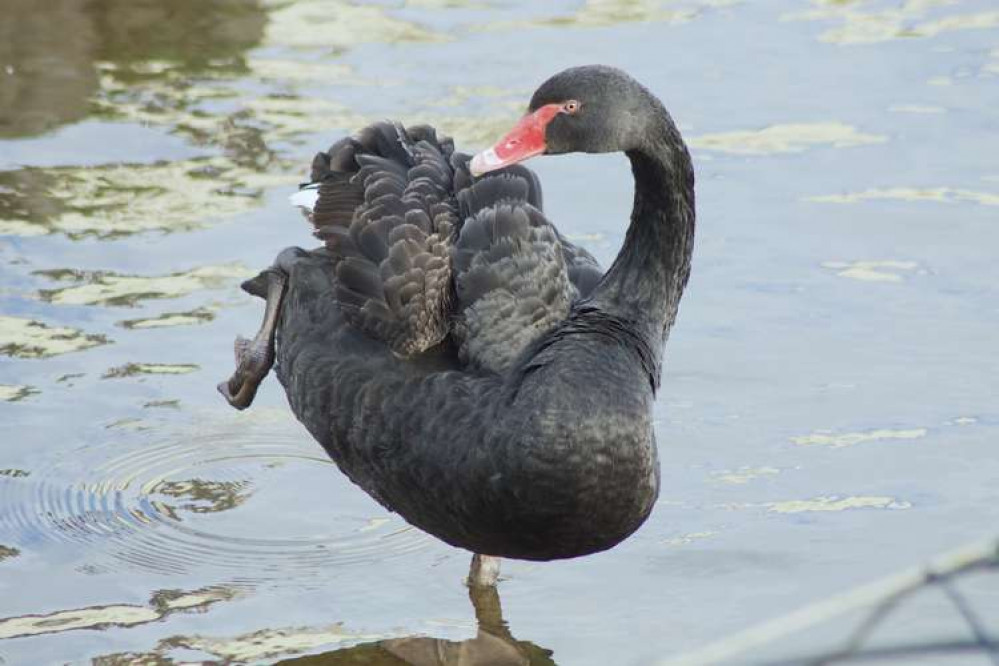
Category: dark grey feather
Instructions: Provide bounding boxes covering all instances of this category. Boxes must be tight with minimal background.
[302,121,463,356]
[452,201,576,373]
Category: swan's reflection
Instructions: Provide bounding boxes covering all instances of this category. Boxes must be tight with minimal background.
[278,585,557,666]
[5,581,555,663]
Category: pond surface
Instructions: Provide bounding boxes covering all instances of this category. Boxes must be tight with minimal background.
[1,1,998,664]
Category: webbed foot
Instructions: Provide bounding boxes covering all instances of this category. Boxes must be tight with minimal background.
[217,268,287,410]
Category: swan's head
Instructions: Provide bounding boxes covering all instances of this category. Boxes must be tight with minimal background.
[470,65,659,176]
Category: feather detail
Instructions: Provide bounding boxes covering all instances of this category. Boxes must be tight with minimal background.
[293,121,601,363]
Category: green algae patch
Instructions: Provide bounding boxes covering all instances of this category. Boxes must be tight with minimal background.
[143,399,181,409]
[150,586,241,614]
[768,496,911,514]
[0,159,294,240]
[689,122,886,155]
[263,0,447,51]
[784,2,999,45]
[118,308,217,330]
[104,418,152,432]
[0,384,38,402]
[243,95,368,143]
[474,0,730,31]
[247,58,360,85]
[37,264,252,307]
[711,467,780,485]
[807,187,999,206]
[663,531,717,547]
[0,585,241,640]
[0,469,30,478]
[821,260,920,283]
[888,104,946,114]
[792,427,928,448]
[103,363,200,379]
[0,316,109,358]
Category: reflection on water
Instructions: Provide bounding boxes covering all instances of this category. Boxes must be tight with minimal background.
[279,587,556,666]
[0,0,307,240]
[0,0,265,139]
[0,585,239,640]
[151,478,253,518]
[0,1,97,138]
[97,624,390,665]
[84,584,555,665]
[0,0,549,242]
[2,0,998,663]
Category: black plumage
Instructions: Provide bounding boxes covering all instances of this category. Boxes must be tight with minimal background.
[225,66,696,561]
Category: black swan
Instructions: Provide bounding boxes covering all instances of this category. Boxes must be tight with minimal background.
[219,65,695,585]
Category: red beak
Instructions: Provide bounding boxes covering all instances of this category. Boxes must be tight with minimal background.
[469,104,563,176]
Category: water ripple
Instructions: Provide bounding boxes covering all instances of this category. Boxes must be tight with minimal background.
[0,425,431,584]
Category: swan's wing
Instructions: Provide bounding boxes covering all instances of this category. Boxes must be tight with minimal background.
[306,122,459,356]
[450,162,578,373]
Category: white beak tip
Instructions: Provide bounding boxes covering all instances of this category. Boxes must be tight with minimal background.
[469,148,501,177]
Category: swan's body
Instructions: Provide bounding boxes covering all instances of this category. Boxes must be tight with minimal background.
[221,66,695,565]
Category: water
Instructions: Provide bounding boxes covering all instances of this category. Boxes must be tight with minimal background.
[1,1,998,664]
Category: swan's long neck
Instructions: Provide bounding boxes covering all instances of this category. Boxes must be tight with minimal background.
[588,121,696,358]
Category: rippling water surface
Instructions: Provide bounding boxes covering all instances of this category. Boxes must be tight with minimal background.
[2,1,998,664]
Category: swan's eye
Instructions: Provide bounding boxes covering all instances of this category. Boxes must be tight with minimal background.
[563,100,580,114]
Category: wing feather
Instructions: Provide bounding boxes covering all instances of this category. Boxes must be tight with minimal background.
[296,121,601,365]
[300,121,458,356]
[450,170,579,373]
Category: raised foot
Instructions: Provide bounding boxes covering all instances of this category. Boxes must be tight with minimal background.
[217,335,272,410]
[217,268,287,410]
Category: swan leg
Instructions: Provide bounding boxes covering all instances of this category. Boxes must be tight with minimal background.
[217,266,287,410]
[467,553,501,587]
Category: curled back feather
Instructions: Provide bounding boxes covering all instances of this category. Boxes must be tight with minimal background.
[308,122,458,356]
